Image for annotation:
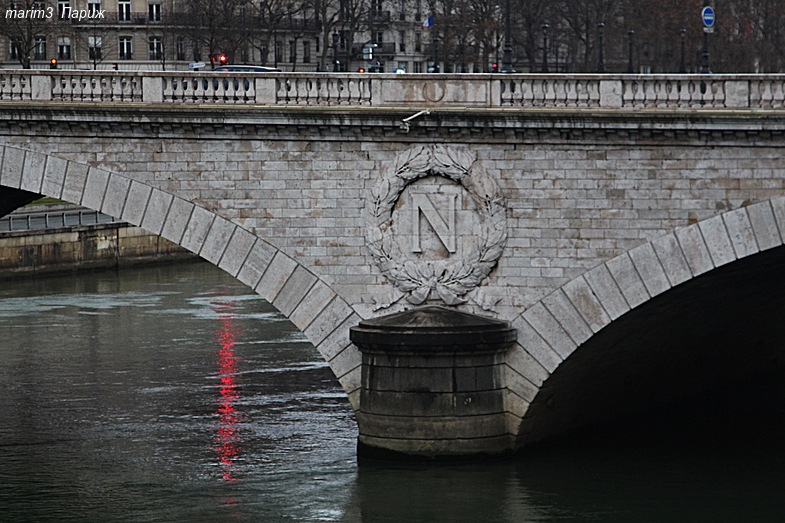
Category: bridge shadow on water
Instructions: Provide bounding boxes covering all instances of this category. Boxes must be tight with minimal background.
[352,245,785,522]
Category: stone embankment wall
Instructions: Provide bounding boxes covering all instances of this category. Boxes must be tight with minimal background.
[0,205,193,277]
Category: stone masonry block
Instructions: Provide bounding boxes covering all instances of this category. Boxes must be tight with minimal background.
[629,242,671,298]
[80,167,110,211]
[200,216,235,265]
[290,280,337,332]
[504,341,550,388]
[747,201,782,251]
[256,250,298,303]
[218,227,256,277]
[315,313,359,361]
[121,181,151,227]
[722,208,759,259]
[305,297,355,347]
[584,264,630,320]
[522,302,577,359]
[0,146,24,188]
[651,233,692,287]
[160,197,193,245]
[180,205,214,255]
[675,225,714,276]
[140,188,172,236]
[40,155,68,199]
[334,350,362,394]
[236,239,276,289]
[20,150,47,193]
[510,315,563,372]
[61,162,89,205]
[605,253,650,309]
[101,174,131,219]
[273,265,317,316]
[699,215,736,267]
[771,197,785,240]
[503,364,539,405]
[541,289,593,346]
[562,276,611,333]
[504,387,531,428]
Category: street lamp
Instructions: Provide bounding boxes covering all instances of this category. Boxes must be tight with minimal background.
[597,22,605,73]
[679,28,687,73]
[541,23,549,73]
[627,29,635,73]
[332,31,339,71]
[500,0,514,72]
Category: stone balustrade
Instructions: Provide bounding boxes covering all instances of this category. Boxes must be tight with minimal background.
[0,70,784,109]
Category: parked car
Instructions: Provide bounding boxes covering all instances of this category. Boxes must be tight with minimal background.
[212,65,281,73]
[210,65,282,92]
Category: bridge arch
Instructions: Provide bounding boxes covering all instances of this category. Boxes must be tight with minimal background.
[505,197,785,448]
[0,144,363,408]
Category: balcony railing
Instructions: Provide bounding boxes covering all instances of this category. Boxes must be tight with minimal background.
[0,71,780,109]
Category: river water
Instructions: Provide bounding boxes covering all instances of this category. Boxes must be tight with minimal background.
[1,261,784,522]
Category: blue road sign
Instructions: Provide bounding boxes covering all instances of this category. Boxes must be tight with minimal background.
[702,6,715,27]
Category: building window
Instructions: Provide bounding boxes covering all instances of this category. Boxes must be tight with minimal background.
[414,31,421,52]
[9,40,19,61]
[33,36,46,60]
[149,36,162,60]
[399,0,405,20]
[57,36,71,60]
[397,61,408,72]
[87,1,101,14]
[118,0,131,22]
[289,40,296,63]
[275,40,282,63]
[57,0,69,18]
[374,31,384,44]
[413,61,422,73]
[88,36,102,60]
[118,36,133,60]
[415,0,421,20]
[148,2,161,22]
[176,36,185,61]
[399,30,406,52]
[303,41,310,63]
[192,41,201,61]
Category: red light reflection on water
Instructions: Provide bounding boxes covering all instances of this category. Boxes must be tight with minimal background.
[213,299,242,482]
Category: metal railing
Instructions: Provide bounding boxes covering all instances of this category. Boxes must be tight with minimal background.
[0,209,117,233]
[0,70,782,109]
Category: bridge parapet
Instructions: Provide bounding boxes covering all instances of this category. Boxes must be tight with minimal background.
[3,70,785,110]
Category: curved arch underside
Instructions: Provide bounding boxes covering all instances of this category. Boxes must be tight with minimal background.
[0,145,362,408]
[519,243,785,446]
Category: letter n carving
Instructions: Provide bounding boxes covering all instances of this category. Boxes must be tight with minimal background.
[411,193,457,253]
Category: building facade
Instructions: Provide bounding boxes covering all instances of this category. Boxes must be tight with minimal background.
[0,0,487,72]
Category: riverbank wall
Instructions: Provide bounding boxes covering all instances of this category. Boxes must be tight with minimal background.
[0,220,195,278]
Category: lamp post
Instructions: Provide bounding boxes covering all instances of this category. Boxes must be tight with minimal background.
[627,29,635,73]
[597,22,605,73]
[541,23,549,73]
[501,0,514,72]
[701,1,711,73]
[679,28,687,73]
[332,31,339,71]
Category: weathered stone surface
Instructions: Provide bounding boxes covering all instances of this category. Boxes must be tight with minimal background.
[2,94,785,456]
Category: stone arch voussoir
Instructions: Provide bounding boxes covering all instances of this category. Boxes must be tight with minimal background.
[504,197,785,441]
[0,144,363,409]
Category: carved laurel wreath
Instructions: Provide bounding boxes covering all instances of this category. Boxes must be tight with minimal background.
[365,145,507,305]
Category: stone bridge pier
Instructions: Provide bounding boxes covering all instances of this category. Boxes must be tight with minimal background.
[2,72,785,457]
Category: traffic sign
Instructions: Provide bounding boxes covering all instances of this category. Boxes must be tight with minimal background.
[702,6,715,27]
[189,61,206,69]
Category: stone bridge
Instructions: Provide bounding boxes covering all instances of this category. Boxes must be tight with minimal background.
[3,70,785,456]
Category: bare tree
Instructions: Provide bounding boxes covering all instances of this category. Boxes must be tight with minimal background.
[0,0,54,68]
